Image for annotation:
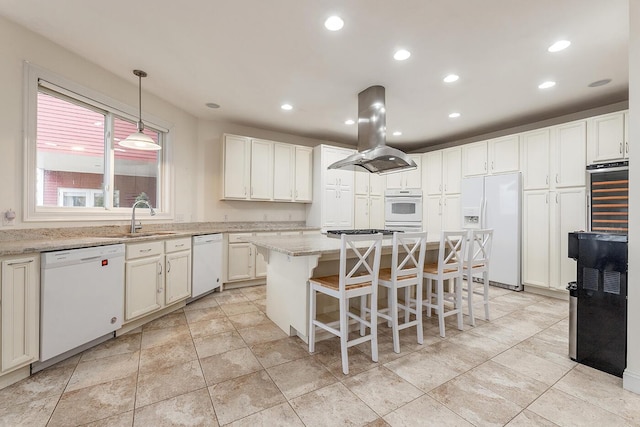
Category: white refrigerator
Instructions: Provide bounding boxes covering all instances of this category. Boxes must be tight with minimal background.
[461,172,522,291]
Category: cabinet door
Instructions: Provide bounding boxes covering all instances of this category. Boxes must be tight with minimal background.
[550,188,586,292]
[489,135,519,174]
[125,255,163,321]
[354,194,370,229]
[250,139,274,200]
[385,172,404,190]
[1,256,39,372]
[322,187,340,228]
[369,173,385,197]
[273,144,293,201]
[424,151,443,195]
[590,112,625,163]
[294,146,313,202]
[223,135,250,199]
[462,141,488,177]
[443,148,462,194]
[369,195,385,229]
[337,183,354,228]
[354,172,370,195]
[443,194,461,230]
[521,129,551,190]
[165,251,191,305]
[522,191,550,288]
[554,121,586,188]
[404,155,422,189]
[227,243,253,281]
[425,195,443,238]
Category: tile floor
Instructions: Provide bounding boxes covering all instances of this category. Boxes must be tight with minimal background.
[1,284,639,426]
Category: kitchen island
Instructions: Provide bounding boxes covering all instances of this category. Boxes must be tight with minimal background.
[243,233,439,342]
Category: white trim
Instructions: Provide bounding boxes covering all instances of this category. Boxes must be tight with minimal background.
[623,369,640,395]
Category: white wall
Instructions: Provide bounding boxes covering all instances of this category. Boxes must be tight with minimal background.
[624,0,640,394]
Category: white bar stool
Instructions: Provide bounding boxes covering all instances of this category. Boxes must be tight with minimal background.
[463,229,493,326]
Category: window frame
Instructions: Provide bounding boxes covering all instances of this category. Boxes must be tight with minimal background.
[23,62,174,222]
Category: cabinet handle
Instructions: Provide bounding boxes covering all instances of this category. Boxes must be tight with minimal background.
[556,193,559,204]
[491,161,494,170]
[175,243,184,248]
[546,193,549,204]
[244,187,247,196]
[484,161,487,171]
[251,187,254,196]
[620,143,623,154]
[546,175,549,185]
[439,184,442,191]
[140,248,152,253]
[7,259,34,266]
[167,260,171,273]
[295,190,298,198]
[555,174,559,184]
[157,287,163,294]
[158,261,162,275]
[626,142,629,154]
[444,184,447,192]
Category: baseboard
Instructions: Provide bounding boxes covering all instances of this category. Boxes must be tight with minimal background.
[0,366,30,390]
[623,369,640,394]
[524,285,569,301]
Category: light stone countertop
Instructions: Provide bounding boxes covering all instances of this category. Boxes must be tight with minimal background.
[0,222,318,257]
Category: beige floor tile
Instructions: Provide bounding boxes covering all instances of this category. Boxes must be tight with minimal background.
[384,350,461,392]
[429,374,524,426]
[468,321,534,346]
[239,285,267,301]
[250,337,310,368]
[227,402,303,427]
[80,332,142,362]
[314,346,378,377]
[364,418,391,427]
[505,409,558,426]
[48,374,136,427]
[139,339,199,375]
[492,348,571,386]
[188,316,236,340]
[227,310,271,329]
[254,298,267,313]
[184,293,220,311]
[183,306,226,324]
[383,394,474,426]
[200,347,263,385]
[267,357,337,400]
[356,336,408,364]
[65,350,140,392]
[554,364,640,424]
[343,366,423,416]
[141,323,193,349]
[213,291,251,306]
[194,330,247,359]
[134,388,218,427]
[220,301,260,316]
[528,388,633,426]
[446,330,512,359]
[237,322,288,345]
[142,310,188,331]
[84,410,134,427]
[209,370,286,425]
[514,336,576,370]
[421,340,488,373]
[0,394,59,427]
[492,312,547,337]
[0,364,74,409]
[135,359,206,408]
[290,382,379,427]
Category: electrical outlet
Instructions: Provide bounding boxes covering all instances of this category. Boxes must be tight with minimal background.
[2,209,16,226]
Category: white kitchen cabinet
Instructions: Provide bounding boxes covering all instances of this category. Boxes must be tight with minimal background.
[443,194,461,230]
[250,139,274,200]
[125,248,163,321]
[550,188,586,292]
[521,128,551,190]
[226,232,276,283]
[462,141,488,177]
[423,148,461,236]
[587,111,627,163]
[424,195,443,237]
[553,121,587,188]
[385,154,422,189]
[354,194,370,229]
[1,255,39,373]
[164,238,192,305]
[294,146,313,202]
[354,172,385,229]
[443,148,462,194]
[273,143,294,201]
[522,190,550,288]
[488,135,520,174]
[306,145,355,229]
[223,134,251,199]
[424,151,443,195]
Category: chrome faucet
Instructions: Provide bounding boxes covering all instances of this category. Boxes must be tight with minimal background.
[130,199,156,233]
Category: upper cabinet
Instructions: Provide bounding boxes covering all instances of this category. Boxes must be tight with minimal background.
[385,154,422,189]
[424,148,461,195]
[488,135,520,174]
[462,141,488,177]
[521,129,551,190]
[222,134,313,203]
[587,111,628,164]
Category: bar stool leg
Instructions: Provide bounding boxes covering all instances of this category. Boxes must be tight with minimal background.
[308,285,316,352]
[339,296,349,375]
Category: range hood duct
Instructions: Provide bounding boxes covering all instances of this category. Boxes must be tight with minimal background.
[328,85,417,174]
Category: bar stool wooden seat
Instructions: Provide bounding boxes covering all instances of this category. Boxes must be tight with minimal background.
[308,233,383,375]
[422,230,467,338]
[463,229,493,326]
[377,231,427,354]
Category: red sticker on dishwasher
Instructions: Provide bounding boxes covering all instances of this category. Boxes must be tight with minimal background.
[102,259,108,266]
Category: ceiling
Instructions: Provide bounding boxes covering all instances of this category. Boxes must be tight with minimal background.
[0,0,629,151]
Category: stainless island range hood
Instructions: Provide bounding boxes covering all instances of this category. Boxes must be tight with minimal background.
[328,85,417,174]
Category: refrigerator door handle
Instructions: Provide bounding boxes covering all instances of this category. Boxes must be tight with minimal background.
[481,197,487,228]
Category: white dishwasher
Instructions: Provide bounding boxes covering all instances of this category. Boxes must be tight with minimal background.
[190,234,223,300]
[39,244,125,366]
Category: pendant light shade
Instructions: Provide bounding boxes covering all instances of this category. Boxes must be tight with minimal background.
[119,69,161,151]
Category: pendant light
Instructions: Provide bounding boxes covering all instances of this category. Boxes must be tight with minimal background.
[119,69,161,151]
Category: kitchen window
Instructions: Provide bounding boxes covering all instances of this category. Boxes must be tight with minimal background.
[24,63,172,221]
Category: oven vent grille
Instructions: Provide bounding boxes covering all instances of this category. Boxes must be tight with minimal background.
[604,271,621,295]
[583,267,599,291]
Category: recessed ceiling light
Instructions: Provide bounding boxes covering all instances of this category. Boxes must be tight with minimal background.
[393,49,411,61]
[345,119,355,125]
[548,40,571,52]
[588,79,612,87]
[205,102,220,109]
[392,131,402,136]
[449,112,461,118]
[538,81,556,89]
[324,16,344,31]
[281,103,293,111]
[71,146,85,151]
[443,74,459,83]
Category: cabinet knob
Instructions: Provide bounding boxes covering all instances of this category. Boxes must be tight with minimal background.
[167,260,171,273]
[110,317,117,324]
[620,143,623,154]
[491,161,494,170]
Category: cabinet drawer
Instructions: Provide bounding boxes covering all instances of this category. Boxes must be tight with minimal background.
[228,233,252,243]
[126,241,164,260]
[165,238,191,253]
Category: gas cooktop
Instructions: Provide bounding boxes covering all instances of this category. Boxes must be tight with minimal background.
[326,229,403,237]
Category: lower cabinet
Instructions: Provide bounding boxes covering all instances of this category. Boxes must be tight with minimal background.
[424,194,461,237]
[0,255,39,374]
[226,231,296,284]
[125,238,192,322]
